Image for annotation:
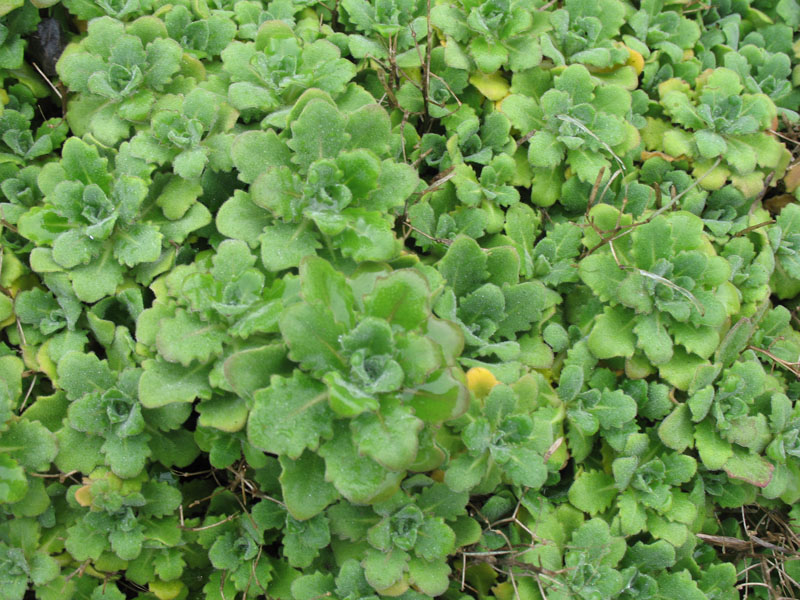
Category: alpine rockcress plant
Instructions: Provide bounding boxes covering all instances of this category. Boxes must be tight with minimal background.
[2,0,800,599]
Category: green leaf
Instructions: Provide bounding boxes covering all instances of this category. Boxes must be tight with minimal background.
[688,386,714,423]
[470,37,507,73]
[197,396,249,432]
[232,130,291,184]
[496,282,554,339]
[699,563,737,599]
[323,371,379,417]
[102,433,150,478]
[113,224,162,267]
[528,130,564,168]
[70,251,125,303]
[280,303,347,373]
[54,426,103,474]
[28,553,59,587]
[558,364,584,402]
[346,104,392,157]
[627,540,676,571]
[501,446,547,489]
[60,137,112,192]
[0,455,27,503]
[414,517,456,561]
[715,317,755,367]
[580,253,628,302]
[672,322,719,359]
[260,223,321,272]
[223,345,287,399]
[336,210,398,262]
[14,288,65,334]
[694,420,733,470]
[438,236,489,297]
[592,389,637,429]
[155,310,226,366]
[139,360,212,408]
[723,450,774,488]
[632,217,672,270]
[283,514,330,568]
[280,452,339,521]
[405,367,469,423]
[248,372,333,459]
[299,257,355,327]
[141,481,182,517]
[363,548,407,591]
[0,0,23,17]
[694,130,727,159]
[288,100,349,170]
[351,398,423,472]
[56,351,115,401]
[52,230,95,270]
[658,404,694,452]
[588,305,637,359]
[159,203,212,244]
[618,492,647,536]
[364,270,430,331]
[408,556,450,596]
[319,422,403,504]
[656,571,707,600]
[568,470,617,515]
[3,420,57,471]
[416,482,469,519]
[153,548,186,581]
[634,313,674,365]
[444,453,488,493]
[658,347,711,391]
[216,191,271,247]
[291,573,335,600]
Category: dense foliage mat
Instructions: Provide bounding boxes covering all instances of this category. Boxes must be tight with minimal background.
[3,0,800,598]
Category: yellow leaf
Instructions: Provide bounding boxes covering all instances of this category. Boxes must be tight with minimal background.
[149,580,186,600]
[74,485,93,507]
[466,367,499,399]
[469,71,510,102]
[625,47,645,75]
[377,577,409,597]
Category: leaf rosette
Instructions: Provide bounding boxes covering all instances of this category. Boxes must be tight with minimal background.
[56,17,184,145]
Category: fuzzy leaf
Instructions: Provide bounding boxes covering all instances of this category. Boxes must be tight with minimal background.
[658,404,693,452]
[568,470,617,515]
[56,351,115,400]
[280,451,339,520]
[319,422,403,504]
[139,360,212,408]
[156,310,226,366]
[248,372,333,459]
[352,399,423,472]
[288,100,349,170]
[280,303,347,373]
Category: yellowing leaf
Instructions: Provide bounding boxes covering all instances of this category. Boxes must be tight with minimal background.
[625,47,644,75]
[466,367,498,398]
[469,71,510,101]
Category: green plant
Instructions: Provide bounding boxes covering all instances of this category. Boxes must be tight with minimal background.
[3,0,800,599]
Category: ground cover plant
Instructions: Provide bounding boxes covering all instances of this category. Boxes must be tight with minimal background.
[3,0,800,598]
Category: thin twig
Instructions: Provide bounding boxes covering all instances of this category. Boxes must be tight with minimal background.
[403,221,452,246]
[748,345,800,378]
[180,512,240,531]
[18,375,37,413]
[32,62,62,99]
[516,130,537,147]
[733,220,775,237]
